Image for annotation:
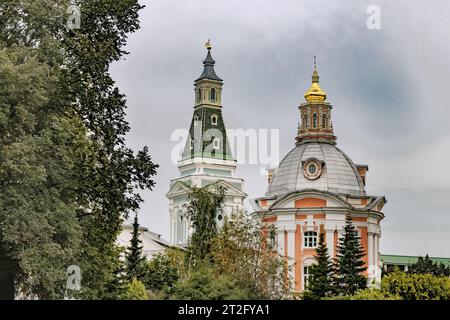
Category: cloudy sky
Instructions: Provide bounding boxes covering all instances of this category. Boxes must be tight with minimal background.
[110,0,450,257]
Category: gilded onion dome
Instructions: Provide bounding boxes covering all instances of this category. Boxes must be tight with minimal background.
[304,57,327,103]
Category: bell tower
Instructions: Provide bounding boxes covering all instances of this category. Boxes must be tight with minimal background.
[296,57,337,145]
[194,39,223,108]
[166,41,247,247]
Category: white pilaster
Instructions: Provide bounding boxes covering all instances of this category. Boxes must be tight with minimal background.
[367,232,375,286]
[374,234,381,283]
[277,230,285,256]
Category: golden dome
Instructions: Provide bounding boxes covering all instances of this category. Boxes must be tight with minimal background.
[304,58,327,103]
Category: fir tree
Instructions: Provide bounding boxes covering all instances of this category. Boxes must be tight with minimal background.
[334,214,367,295]
[408,255,450,277]
[103,248,128,300]
[302,231,334,300]
[125,214,146,281]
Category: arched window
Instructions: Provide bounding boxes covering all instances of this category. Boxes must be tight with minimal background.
[211,114,218,125]
[313,113,318,128]
[304,231,318,248]
[213,137,220,150]
[303,259,316,290]
[176,210,186,245]
[210,88,216,102]
[322,114,328,129]
[197,89,202,102]
[304,113,309,128]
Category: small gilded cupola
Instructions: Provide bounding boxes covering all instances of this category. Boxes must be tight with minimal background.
[296,57,337,145]
[304,61,327,103]
[194,39,223,108]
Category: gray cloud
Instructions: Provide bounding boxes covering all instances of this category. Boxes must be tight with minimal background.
[110,0,450,257]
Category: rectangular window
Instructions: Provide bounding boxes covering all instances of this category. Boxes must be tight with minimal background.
[304,231,318,248]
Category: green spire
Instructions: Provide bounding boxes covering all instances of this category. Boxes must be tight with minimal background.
[182,107,234,161]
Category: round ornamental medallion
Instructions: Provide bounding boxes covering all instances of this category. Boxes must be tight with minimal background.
[303,159,323,180]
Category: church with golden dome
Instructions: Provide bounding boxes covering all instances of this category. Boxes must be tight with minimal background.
[250,60,386,292]
[168,42,386,293]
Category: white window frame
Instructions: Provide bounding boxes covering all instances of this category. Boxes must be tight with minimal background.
[304,231,318,248]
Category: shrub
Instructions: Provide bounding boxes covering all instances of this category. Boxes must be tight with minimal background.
[381,271,450,300]
[122,278,148,300]
[324,289,401,300]
[170,264,251,300]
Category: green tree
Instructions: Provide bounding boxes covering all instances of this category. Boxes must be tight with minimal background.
[325,288,401,300]
[144,251,180,294]
[408,255,450,277]
[210,211,290,299]
[381,270,450,300]
[186,184,225,266]
[0,0,159,299]
[334,214,367,295]
[302,231,334,300]
[122,278,148,300]
[102,250,128,300]
[125,214,146,281]
[171,263,250,300]
[0,47,86,299]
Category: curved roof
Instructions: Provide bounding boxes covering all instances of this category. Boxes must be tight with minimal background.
[267,143,366,197]
[195,49,222,82]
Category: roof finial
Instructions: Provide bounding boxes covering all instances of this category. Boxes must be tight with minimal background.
[205,39,212,50]
[312,56,319,84]
[304,56,327,102]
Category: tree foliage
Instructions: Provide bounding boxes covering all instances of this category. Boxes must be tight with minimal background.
[0,47,87,299]
[381,270,450,300]
[333,213,367,295]
[122,278,148,300]
[144,250,180,294]
[211,211,290,299]
[145,210,290,300]
[302,231,334,300]
[186,184,225,266]
[171,263,250,300]
[125,214,146,281]
[408,255,450,277]
[0,0,158,299]
[325,288,401,300]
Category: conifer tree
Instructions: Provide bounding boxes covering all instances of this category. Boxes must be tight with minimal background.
[103,249,128,299]
[408,255,450,277]
[334,214,367,295]
[302,231,334,299]
[125,214,146,281]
